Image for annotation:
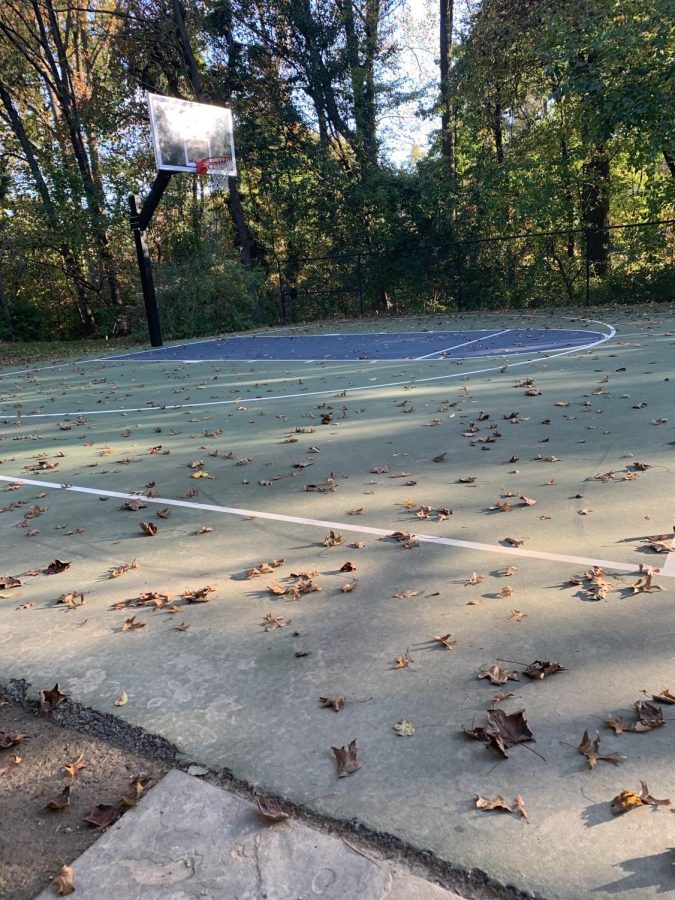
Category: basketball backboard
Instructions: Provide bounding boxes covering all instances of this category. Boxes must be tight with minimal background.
[147,93,236,175]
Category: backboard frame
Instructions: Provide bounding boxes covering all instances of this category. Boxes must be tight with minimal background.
[147,93,237,176]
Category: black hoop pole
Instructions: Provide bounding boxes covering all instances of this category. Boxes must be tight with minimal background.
[128,170,173,347]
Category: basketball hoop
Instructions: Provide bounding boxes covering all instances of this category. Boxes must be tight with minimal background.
[195,155,232,193]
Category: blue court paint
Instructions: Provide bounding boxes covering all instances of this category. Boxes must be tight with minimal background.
[111,327,604,363]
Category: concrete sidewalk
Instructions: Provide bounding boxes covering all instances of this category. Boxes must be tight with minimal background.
[38,769,464,899]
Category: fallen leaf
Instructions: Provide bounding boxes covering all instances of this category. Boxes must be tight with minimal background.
[109,559,140,578]
[0,731,28,749]
[0,576,21,589]
[466,572,484,585]
[122,616,145,631]
[464,708,534,758]
[320,696,346,712]
[139,521,157,536]
[182,585,215,603]
[504,537,524,547]
[509,609,525,621]
[611,782,670,814]
[522,660,566,680]
[39,684,66,713]
[340,582,358,593]
[502,566,518,577]
[332,739,362,777]
[44,559,71,575]
[393,720,416,736]
[322,530,345,548]
[577,729,626,769]
[64,753,87,778]
[120,775,151,807]
[340,561,356,572]
[256,796,290,821]
[393,588,422,599]
[651,689,675,705]
[262,612,288,631]
[478,665,519,685]
[514,795,529,822]
[434,633,456,650]
[45,784,73,810]
[475,794,513,813]
[82,803,121,829]
[490,692,515,707]
[432,452,447,463]
[121,499,146,511]
[500,586,514,598]
[51,864,75,896]
[114,691,128,707]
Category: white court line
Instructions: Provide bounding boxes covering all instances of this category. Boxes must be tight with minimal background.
[1,474,666,577]
[415,328,511,360]
[0,325,616,420]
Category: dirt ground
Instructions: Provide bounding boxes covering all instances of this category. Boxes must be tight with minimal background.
[0,696,170,900]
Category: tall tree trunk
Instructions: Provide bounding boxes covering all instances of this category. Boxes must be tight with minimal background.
[31,0,121,306]
[340,0,378,172]
[171,0,256,269]
[664,150,675,178]
[0,267,14,337]
[582,145,610,276]
[440,0,455,177]
[493,90,504,163]
[0,79,97,333]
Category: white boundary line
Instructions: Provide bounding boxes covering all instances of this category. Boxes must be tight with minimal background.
[1,474,666,577]
[662,539,675,577]
[0,325,615,419]
[415,328,512,360]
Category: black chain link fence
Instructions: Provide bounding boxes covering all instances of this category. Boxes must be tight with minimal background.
[277,220,674,324]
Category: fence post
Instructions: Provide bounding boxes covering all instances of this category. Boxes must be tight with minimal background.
[455,242,463,312]
[277,258,287,325]
[584,229,590,307]
[356,253,365,316]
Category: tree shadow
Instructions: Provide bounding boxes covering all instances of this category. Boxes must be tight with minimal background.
[592,848,675,895]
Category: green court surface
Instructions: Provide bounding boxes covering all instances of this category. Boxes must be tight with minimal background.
[1,306,674,899]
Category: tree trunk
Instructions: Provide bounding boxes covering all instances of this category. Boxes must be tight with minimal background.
[493,89,504,163]
[0,267,14,337]
[340,0,378,172]
[582,145,610,276]
[664,149,675,178]
[440,0,455,176]
[0,78,97,333]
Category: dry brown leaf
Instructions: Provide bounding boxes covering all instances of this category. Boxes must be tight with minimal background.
[504,537,524,547]
[320,696,346,712]
[121,499,147,511]
[139,521,157,536]
[114,692,128,707]
[44,559,71,575]
[340,582,358,593]
[122,616,145,632]
[262,612,288,631]
[611,782,671,814]
[39,684,66,713]
[322,530,345,548]
[466,572,484,585]
[182,585,215,603]
[82,803,121,829]
[64,753,87,779]
[109,559,140,578]
[522,660,566,680]
[651,689,675,705]
[500,585,514,598]
[332,739,362,777]
[509,609,525,621]
[464,708,534,758]
[51,864,75,896]
[478,665,519,685]
[475,794,513,813]
[256,796,290,821]
[45,784,72,811]
[434,633,456,650]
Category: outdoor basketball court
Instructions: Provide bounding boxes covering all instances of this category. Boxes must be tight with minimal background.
[1,306,674,899]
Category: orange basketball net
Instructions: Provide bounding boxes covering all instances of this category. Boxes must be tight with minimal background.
[195,156,232,192]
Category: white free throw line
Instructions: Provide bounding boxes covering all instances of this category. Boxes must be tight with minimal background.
[1,474,667,577]
[415,328,512,360]
[0,325,616,420]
